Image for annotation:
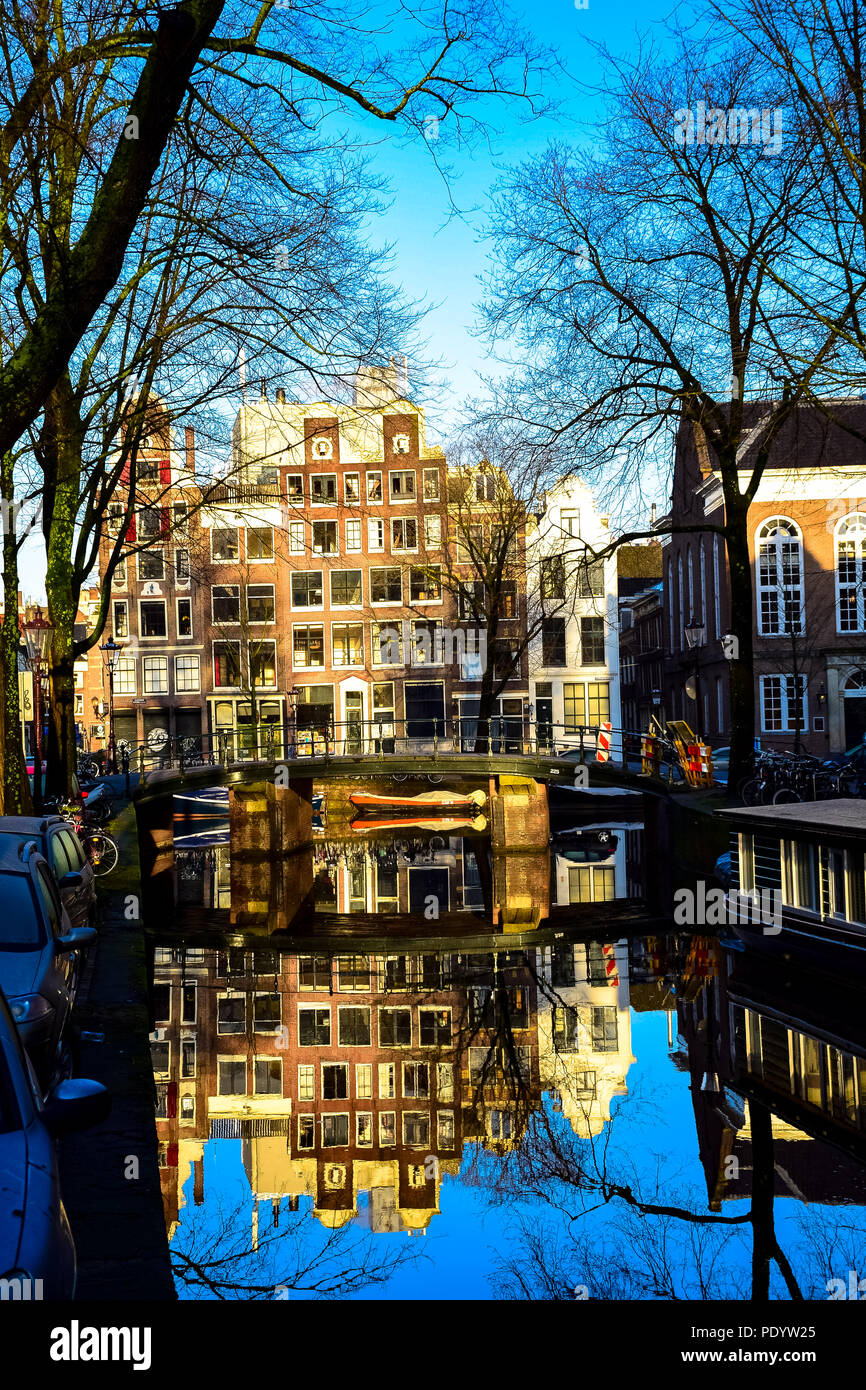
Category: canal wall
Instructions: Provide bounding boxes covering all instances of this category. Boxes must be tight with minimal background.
[58,800,175,1300]
[643,789,729,913]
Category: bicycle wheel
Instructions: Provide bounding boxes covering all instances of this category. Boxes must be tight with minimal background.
[86,833,118,876]
[772,787,802,804]
[427,773,444,784]
[740,778,762,806]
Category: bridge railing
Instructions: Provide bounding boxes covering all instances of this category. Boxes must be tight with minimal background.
[120,717,682,777]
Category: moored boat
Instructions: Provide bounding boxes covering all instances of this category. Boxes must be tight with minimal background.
[351,813,488,833]
[349,788,486,811]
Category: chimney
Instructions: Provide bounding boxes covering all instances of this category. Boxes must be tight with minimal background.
[193,1157,204,1206]
[260,379,267,401]
[393,354,409,398]
[276,387,286,405]
[650,502,657,528]
[184,426,195,477]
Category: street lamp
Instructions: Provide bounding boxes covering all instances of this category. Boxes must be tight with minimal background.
[22,607,54,810]
[684,618,706,739]
[100,637,121,774]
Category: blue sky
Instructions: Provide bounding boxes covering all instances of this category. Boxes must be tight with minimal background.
[17,0,674,601]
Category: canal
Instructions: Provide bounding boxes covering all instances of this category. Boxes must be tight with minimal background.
[139,781,866,1301]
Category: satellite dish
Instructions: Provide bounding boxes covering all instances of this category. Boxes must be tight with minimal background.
[685,676,697,701]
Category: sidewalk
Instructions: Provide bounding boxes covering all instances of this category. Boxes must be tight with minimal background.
[58,801,175,1299]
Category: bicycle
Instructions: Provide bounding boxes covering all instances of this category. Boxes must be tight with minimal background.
[81,830,119,877]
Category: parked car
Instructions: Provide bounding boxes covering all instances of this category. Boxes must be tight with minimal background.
[0,981,110,1298]
[0,817,96,931]
[0,840,95,1091]
[708,745,730,784]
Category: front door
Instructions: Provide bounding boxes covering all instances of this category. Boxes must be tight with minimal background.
[845,696,866,749]
[345,690,364,754]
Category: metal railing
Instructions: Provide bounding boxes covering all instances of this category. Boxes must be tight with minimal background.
[123,718,679,776]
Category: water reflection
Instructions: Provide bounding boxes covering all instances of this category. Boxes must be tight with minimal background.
[144,787,866,1299]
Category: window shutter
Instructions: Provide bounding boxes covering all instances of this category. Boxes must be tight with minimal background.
[160,506,170,536]
[158,457,171,484]
[120,459,131,484]
[125,514,136,543]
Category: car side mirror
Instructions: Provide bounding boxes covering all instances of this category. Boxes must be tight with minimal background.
[41,1078,111,1137]
[55,926,97,953]
[62,871,84,888]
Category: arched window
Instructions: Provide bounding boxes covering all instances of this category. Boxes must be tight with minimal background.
[698,538,706,626]
[667,558,675,651]
[713,535,721,639]
[677,553,684,649]
[844,668,866,692]
[836,514,866,633]
[756,517,804,637]
[686,545,694,623]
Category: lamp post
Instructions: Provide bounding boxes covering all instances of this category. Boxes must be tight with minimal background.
[684,618,706,740]
[22,607,54,810]
[100,637,120,774]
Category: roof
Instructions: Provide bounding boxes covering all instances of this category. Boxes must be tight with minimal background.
[679,399,866,473]
[716,799,866,834]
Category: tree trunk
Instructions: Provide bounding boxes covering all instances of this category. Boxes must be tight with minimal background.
[724,493,756,792]
[749,1100,775,1302]
[473,612,500,754]
[0,451,32,814]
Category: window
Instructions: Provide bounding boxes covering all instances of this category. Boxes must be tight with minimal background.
[138,507,162,541]
[287,474,304,504]
[580,617,605,665]
[403,1062,429,1099]
[289,520,305,553]
[293,625,324,668]
[568,865,615,902]
[322,1063,348,1099]
[218,1060,246,1095]
[403,1112,430,1147]
[411,621,444,665]
[139,549,164,581]
[757,517,804,636]
[113,601,128,639]
[542,618,567,666]
[379,1062,396,1098]
[143,656,168,694]
[298,1115,315,1149]
[247,525,274,561]
[782,840,818,912]
[298,1065,315,1101]
[332,624,363,667]
[553,1006,578,1052]
[212,585,240,624]
[108,503,124,537]
[140,600,167,638]
[331,570,362,606]
[410,565,441,602]
[475,473,496,501]
[249,641,276,687]
[379,1008,411,1046]
[760,674,807,733]
[366,471,383,502]
[391,517,417,551]
[255,1059,282,1095]
[540,555,566,600]
[372,623,402,666]
[591,1005,618,1053]
[379,1112,396,1145]
[254,994,280,1033]
[115,658,136,695]
[368,518,384,551]
[437,1063,454,1101]
[182,984,196,1023]
[424,515,442,549]
[312,520,338,554]
[299,956,331,990]
[299,1008,330,1045]
[371,567,402,604]
[356,1063,373,1099]
[112,558,127,589]
[177,598,192,637]
[390,469,416,500]
[437,1111,455,1148]
[346,518,361,551]
[423,467,440,501]
[357,1113,373,1146]
[291,571,323,608]
[577,556,604,597]
[344,472,360,503]
[211,526,239,562]
[339,955,371,991]
[175,548,190,582]
[836,514,866,632]
[247,584,275,623]
[338,1006,371,1046]
[311,473,337,504]
[213,641,241,687]
[322,1114,349,1147]
[561,510,581,537]
[217,996,246,1034]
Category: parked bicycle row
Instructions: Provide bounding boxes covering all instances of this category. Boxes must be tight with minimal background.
[738,747,866,805]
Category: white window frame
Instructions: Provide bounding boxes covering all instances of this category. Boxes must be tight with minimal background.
[389,468,416,502]
[289,519,305,554]
[177,596,193,640]
[310,472,337,505]
[174,654,200,693]
[835,513,866,634]
[759,672,807,733]
[756,517,804,638]
[292,623,326,671]
[345,518,362,552]
[139,598,167,641]
[368,518,384,551]
[142,655,169,695]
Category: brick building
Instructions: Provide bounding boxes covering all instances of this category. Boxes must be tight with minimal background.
[660,401,866,754]
[617,543,664,734]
